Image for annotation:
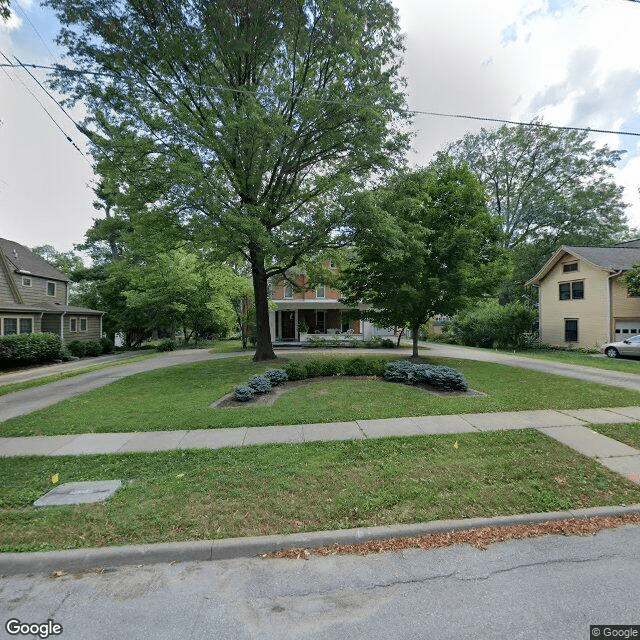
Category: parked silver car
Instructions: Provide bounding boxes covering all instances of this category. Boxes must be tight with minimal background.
[603,335,640,358]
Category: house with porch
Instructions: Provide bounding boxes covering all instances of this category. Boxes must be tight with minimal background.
[269,263,394,343]
[526,239,640,349]
[0,238,103,342]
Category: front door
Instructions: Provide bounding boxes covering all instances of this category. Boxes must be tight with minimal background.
[281,311,296,340]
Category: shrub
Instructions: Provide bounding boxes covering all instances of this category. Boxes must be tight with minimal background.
[304,358,344,377]
[342,356,386,376]
[0,332,64,367]
[234,385,255,402]
[446,302,537,349]
[383,360,416,383]
[67,340,87,358]
[263,368,288,385]
[380,338,395,348]
[283,360,307,381]
[83,340,104,357]
[248,374,272,394]
[100,337,114,354]
[59,345,75,361]
[412,364,468,391]
[156,338,176,352]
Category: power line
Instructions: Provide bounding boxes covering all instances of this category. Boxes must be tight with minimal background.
[0,53,91,164]
[12,3,57,60]
[2,59,640,139]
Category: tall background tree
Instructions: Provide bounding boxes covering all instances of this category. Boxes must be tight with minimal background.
[46,0,409,360]
[339,161,505,356]
[445,123,630,301]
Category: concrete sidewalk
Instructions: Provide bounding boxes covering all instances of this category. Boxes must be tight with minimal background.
[3,406,640,483]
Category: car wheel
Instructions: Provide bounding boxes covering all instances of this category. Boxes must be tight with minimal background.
[605,347,620,358]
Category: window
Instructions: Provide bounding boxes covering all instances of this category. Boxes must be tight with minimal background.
[3,318,17,335]
[70,318,77,332]
[19,318,32,334]
[559,281,584,300]
[47,281,56,296]
[565,319,578,342]
[329,260,336,268]
[283,285,293,299]
[316,284,326,298]
[563,262,578,273]
[80,317,87,332]
[21,276,32,287]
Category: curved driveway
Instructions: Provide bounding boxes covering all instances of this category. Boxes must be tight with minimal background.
[2,343,640,423]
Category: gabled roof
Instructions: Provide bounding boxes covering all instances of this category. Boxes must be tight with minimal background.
[0,238,70,282]
[527,243,640,285]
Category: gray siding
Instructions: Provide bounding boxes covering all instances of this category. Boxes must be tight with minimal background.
[15,274,67,306]
[0,268,17,304]
[41,313,62,336]
[64,314,101,343]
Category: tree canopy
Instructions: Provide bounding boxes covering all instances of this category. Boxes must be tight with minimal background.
[46,0,409,359]
[339,161,505,356]
[445,123,629,250]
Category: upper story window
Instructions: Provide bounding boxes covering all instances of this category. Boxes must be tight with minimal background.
[559,280,584,300]
[563,262,578,273]
[47,281,56,297]
[21,276,32,287]
[329,260,337,268]
[316,284,326,298]
[283,285,293,299]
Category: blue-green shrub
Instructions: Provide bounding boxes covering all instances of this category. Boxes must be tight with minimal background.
[0,332,64,367]
[383,360,416,382]
[248,374,272,394]
[234,385,255,402]
[263,368,288,385]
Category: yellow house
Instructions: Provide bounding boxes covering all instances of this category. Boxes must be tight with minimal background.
[527,240,640,349]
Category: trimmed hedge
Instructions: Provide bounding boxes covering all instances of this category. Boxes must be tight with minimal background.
[283,357,387,381]
[83,340,104,357]
[0,333,63,367]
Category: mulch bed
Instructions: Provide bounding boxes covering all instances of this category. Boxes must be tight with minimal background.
[210,376,484,409]
[264,514,640,559]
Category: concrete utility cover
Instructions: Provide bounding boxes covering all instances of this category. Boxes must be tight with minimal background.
[33,480,122,507]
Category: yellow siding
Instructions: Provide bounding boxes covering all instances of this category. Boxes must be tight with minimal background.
[610,276,640,333]
[538,253,609,348]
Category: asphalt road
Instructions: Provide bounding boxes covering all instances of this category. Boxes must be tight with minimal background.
[2,524,639,640]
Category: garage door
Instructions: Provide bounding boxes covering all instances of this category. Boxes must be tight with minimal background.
[614,320,640,337]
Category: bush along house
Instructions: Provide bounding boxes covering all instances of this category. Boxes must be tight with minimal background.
[269,261,395,343]
[0,238,103,343]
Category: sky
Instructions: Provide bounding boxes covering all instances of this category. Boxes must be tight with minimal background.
[1,0,640,253]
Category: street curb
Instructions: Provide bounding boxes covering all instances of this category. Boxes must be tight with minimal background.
[2,504,640,577]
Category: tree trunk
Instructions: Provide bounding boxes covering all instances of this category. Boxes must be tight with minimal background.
[250,246,276,361]
[411,322,420,358]
[395,326,405,348]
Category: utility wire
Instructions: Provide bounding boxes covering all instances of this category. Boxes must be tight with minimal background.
[0,53,91,164]
[2,59,640,139]
[12,3,57,60]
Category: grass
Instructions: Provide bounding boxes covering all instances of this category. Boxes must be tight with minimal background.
[4,355,640,437]
[489,347,640,373]
[2,430,639,553]
[589,423,640,449]
[0,339,246,398]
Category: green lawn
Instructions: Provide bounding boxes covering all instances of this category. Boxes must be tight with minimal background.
[589,423,640,449]
[2,430,639,553]
[4,355,640,437]
[488,347,640,373]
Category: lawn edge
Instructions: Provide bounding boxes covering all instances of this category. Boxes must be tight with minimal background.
[3,503,639,577]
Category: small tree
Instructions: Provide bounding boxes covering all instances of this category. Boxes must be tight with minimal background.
[340,161,506,357]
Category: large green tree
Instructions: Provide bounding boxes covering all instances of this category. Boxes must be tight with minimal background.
[445,123,629,250]
[46,0,409,360]
[339,161,505,357]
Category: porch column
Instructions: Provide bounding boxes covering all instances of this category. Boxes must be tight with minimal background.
[294,309,299,340]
